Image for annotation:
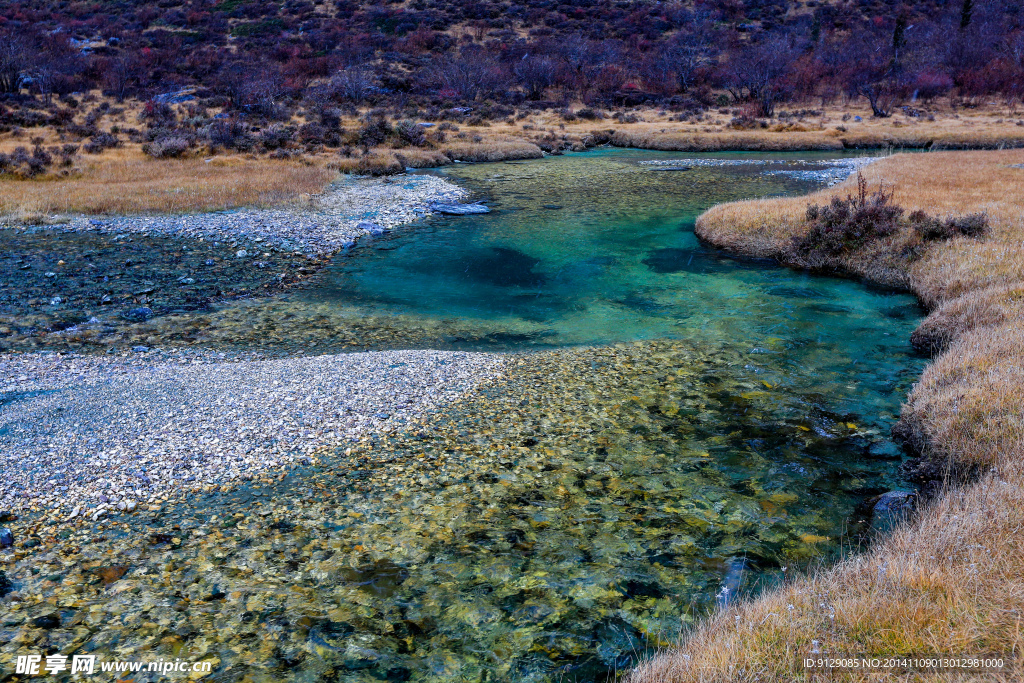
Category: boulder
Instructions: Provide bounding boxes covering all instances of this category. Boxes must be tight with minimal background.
[868,490,918,534]
[872,490,917,515]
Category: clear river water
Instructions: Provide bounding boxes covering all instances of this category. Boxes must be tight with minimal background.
[7,149,928,683]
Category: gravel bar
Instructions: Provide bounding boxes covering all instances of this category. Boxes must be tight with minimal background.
[0,348,505,518]
[51,173,469,257]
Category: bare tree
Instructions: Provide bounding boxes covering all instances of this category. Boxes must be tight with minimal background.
[330,67,376,103]
[844,30,910,117]
[0,31,29,93]
[103,52,143,102]
[558,34,604,99]
[726,34,797,117]
[427,49,504,101]
[666,11,716,93]
[29,35,80,104]
[514,53,557,100]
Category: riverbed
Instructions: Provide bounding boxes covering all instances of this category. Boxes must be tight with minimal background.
[0,149,925,682]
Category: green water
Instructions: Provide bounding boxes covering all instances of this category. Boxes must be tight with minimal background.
[308,149,904,349]
[3,150,928,683]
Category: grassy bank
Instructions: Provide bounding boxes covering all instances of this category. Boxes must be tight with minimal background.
[0,150,336,219]
[630,150,1024,681]
[5,100,1024,218]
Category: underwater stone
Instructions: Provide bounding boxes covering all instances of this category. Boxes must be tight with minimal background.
[0,528,12,548]
[32,614,61,629]
[872,490,917,515]
[122,307,154,322]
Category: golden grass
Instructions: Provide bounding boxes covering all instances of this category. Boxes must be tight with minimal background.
[0,147,336,217]
[325,139,543,175]
[3,96,1022,217]
[440,138,544,162]
[540,104,1024,153]
[631,149,1024,682]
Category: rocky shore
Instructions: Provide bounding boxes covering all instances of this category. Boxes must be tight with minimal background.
[0,348,504,517]
[0,170,509,519]
[52,173,469,257]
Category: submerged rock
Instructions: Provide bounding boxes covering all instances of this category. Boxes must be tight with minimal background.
[0,527,12,548]
[869,490,918,534]
[357,221,388,236]
[872,490,917,514]
[428,201,490,215]
[122,307,154,322]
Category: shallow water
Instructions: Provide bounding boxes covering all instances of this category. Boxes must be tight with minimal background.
[2,150,928,683]
[306,150,895,349]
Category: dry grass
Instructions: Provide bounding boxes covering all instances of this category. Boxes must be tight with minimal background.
[439,138,543,162]
[631,150,1024,682]
[325,139,543,175]
[542,104,1024,153]
[0,148,336,218]
[3,96,1023,217]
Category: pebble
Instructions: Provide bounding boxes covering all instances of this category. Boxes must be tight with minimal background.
[0,348,504,516]
[51,174,470,258]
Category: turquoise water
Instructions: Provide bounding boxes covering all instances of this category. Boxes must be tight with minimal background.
[304,148,921,421]
[310,150,908,342]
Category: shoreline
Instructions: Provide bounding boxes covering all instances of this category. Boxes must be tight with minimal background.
[631,149,1024,681]
[0,171,501,520]
[0,348,506,519]
[9,172,470,258]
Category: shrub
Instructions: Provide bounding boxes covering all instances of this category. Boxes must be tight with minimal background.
[0,145,57,177]
[792,175,988,266]
[395,119,426,146]
[143,136,192,158]
[356,152,403,175]
[258,124,295,151]
[359,115,393,147]
[909,209,988,240]
[83,133,121,154]
[792,174,902,260]
[203,119,255,151]
[59,144,79,166]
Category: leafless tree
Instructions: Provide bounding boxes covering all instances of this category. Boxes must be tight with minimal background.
[558,34,605,99]
[104,52,143,102]
[726,34,797,117]
[427,49,504,100]
[514,53,557,100]
[0,32,30,93]
[666,10,716,93]
[330,67,375,103]
[843,30,909,117]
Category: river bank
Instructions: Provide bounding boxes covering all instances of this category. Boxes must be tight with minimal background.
[0,348,504,518]
[0,170,506,517]
[631,150,1024,681]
